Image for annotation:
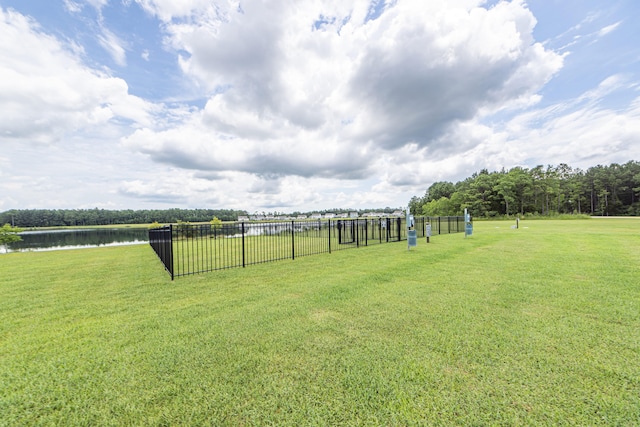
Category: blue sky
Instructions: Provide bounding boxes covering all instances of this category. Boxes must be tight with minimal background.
[1,0,639,212]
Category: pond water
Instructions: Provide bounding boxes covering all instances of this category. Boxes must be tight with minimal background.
[3,228,149,253]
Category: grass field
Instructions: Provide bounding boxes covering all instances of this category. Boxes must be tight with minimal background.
[1,219,639,425]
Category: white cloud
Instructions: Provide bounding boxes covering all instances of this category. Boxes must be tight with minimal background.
[0,7,156,144]
[597,21,621,37]
[118,169,385,211]
[134,0,219,22]
[505,92,640,168]
[421,76,640,181]
[63,0,110,14]
[85,0,110,11]
[3,1,638,212]
[125,0,563,184]
[64,0,130,67]
[97,26,127,66]
[339,73,640,201]
[63,0,83,13]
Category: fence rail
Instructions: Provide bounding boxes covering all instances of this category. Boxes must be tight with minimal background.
[149,216,466,279]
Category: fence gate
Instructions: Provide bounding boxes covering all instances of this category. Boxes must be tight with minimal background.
[337,220,356,244]
[384,217,402,242]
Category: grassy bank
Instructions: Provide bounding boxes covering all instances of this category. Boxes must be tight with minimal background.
[1,219,639,425]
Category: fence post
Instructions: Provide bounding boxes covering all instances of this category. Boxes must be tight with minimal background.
[241,222,246,268]
[387,218,390,242]
[291,220,295,260]
[364,220,368,246]
[169,225,174,280]
[328,219,331,254]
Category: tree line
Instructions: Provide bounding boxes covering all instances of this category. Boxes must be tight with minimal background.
[0,208,247,228]
[409,161,640,217]
[0,207,406,228]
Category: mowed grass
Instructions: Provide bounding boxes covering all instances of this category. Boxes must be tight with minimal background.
[1,219,639,426]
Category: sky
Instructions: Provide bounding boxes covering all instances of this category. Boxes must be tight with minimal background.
[1,0,639,213]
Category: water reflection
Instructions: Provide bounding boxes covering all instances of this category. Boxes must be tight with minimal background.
[4,228,149,253]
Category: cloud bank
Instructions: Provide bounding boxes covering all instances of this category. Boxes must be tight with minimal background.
[0,8,155,144]
[2,0,639,211]
[123,0,562,180]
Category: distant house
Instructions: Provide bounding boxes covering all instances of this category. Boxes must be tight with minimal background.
[297,215,308,220]
[238,215,250,222]
[324,213,336,219]
[391,210,404,217]
[349,212,359,218]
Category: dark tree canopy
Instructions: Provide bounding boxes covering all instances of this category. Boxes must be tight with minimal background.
[410,161,640,217]
[0,208,247,228]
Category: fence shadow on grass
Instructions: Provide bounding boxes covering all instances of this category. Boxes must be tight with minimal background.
[149,216,465,279]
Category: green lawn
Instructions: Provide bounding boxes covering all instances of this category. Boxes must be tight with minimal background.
[1,219,639,425]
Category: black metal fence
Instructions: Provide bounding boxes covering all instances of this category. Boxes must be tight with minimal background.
[149,216,466,279]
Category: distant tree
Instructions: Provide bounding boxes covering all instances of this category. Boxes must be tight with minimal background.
[0,223,23,252]
[407,160,640,218]
[408,196,424,215]
[566,168,586,214]
[210,216,223,239]
[426,181,456,202]
[468,171,501,216]
[508,167,533,215]
[423,197,458,216]
[494,171,516,216]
